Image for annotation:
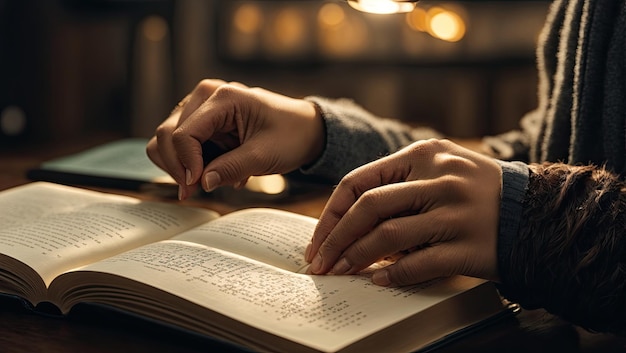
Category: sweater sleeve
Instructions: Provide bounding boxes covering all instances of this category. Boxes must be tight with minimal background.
[495,160,530,283]
[496,162,626,335]
[299,96,441,183]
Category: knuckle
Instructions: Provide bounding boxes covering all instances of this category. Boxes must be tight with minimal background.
[436,154,475,175]
[405,138,462,162]
[337,167,376,197]
[195,79,213,95]
[228,81,249,89]
[434,175,472,202]
[336,172,360,192]
[356,189,382,212]
[437,175,463,192]
[213,84,241,100]
[405,138,442,159]
[195,79,224,96]
[154,124,171,140]
[170,128,186,147]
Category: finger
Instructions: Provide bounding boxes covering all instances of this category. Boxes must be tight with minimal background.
[154,111,187,186]
[308,151,421,264]
[371,244,460,287]
[311,180,434,275]
[307,163,396,262]
[314,174,465,275]
[176,79,229,128]
[149,86,211,185]
[329,213,427,275]
[200,137,275,191]
[308,140,467,263]
[146,136,166,171]
[171,84,247,188]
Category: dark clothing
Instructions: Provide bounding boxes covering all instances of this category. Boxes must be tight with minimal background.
[303,0,626,335]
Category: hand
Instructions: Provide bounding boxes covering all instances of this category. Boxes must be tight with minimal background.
[146,79,325,200]
[305,139,502,286]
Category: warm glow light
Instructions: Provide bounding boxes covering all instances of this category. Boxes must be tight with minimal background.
[272,8,306,48]
[233,4,263,34]
[142,16,168,42]
[318,3,346,28]
[405,7,428,32]
[347,0,416,14]
[318,10,368,58]
[245,175,287,195]
[427,8,466,42]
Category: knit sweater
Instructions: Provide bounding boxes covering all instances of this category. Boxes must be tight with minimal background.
[301,0,626,335]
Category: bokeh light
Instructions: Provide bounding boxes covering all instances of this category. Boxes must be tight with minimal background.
[317,4,367,58]
[245,175,287,195]
[347,0,416,14]
[233,4,263,35]
[428,7,466,42]
[271,8,307,51]
[318,3,345,28]
[142,16,168,42]
[405,6,428,32]
[406,6,466,42]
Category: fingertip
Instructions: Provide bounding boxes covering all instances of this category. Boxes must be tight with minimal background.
[304,242,312,262]
[310,254,323,274]
[203,171,221,192]
[178,184,186,201]
[185,169,193,186]
[372,269,392,286]
[383,249,446,287]
[330,257,352,275]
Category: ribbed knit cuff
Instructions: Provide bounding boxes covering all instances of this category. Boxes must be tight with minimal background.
[495,160,529,282]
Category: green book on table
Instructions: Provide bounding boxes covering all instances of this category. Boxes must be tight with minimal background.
[27,138,176,190]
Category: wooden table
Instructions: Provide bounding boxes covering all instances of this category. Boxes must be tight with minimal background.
[1,137,625,353]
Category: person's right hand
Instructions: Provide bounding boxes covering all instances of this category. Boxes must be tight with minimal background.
[146,79,325,200]
[305,139,502,286]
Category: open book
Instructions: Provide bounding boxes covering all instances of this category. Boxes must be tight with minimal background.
[0,182,511,353]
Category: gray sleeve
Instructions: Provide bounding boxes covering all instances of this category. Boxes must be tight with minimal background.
[494,160,530,282]
[300,96,441,183]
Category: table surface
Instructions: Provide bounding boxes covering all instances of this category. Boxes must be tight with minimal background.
[1,136,625,353]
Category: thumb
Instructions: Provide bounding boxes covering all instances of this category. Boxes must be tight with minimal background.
[373,245,455,287]
[200,142,272,192]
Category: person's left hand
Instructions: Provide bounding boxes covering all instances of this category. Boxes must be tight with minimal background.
[305,139,502,286]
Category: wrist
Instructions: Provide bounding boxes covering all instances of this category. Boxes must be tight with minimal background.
[301,101,326,167]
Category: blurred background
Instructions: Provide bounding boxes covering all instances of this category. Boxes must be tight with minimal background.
[0,0,550,150]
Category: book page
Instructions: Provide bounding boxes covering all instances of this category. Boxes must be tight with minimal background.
[173,208,315,272]
[66,240,486,352]
[0,182,217,286]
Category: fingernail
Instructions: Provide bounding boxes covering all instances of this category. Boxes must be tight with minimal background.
[331,258,351,275]
[178,185,185,201]
[372,270,391,286]
[185,169,193,186]
[204,171,221,192]
[310,254,322,274]
[304,243,312,261]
